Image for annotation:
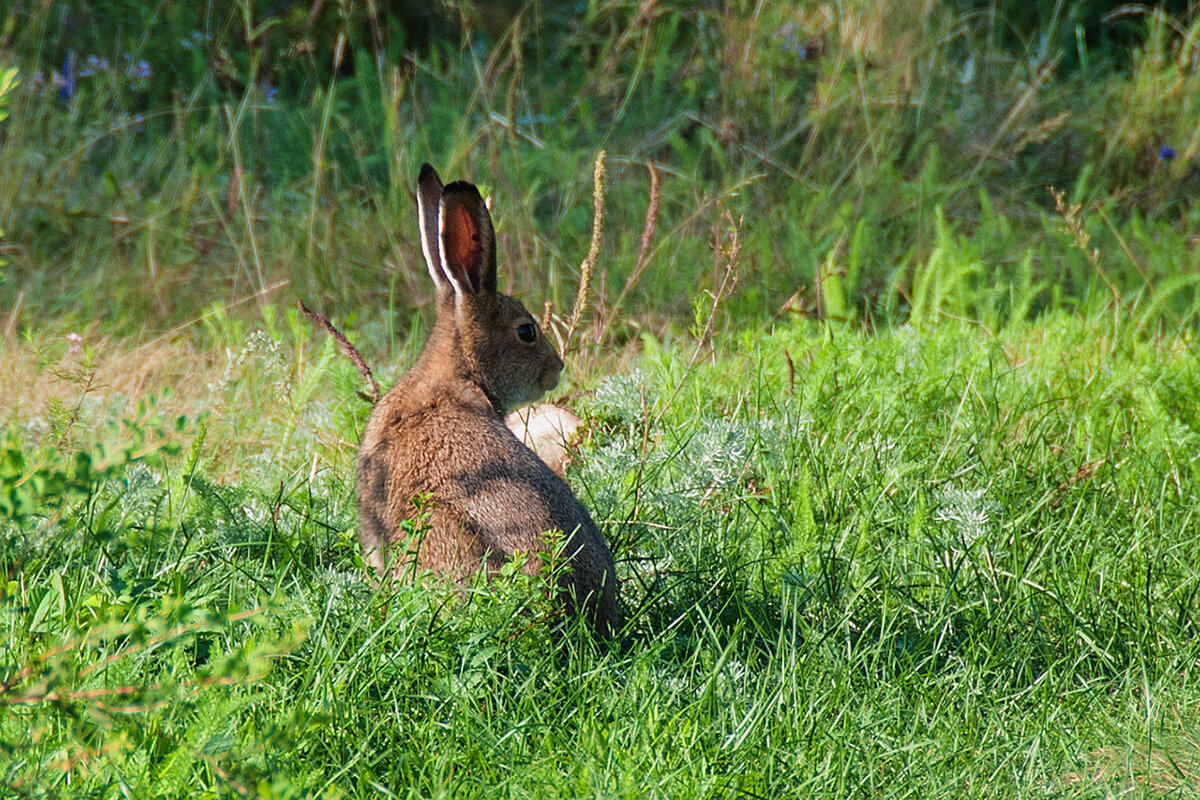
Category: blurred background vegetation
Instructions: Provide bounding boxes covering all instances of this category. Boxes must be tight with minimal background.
[1,0,1198,354]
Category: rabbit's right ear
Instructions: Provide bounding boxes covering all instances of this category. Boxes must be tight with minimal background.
[439,181,497,297]
[416,163,449,292]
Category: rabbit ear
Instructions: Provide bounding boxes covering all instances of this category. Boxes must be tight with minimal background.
[416,163,450,291]
[439,180,497,297]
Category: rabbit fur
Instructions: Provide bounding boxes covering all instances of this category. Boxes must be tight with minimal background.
[356,164,619,638]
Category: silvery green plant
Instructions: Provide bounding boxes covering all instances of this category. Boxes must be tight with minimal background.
[589,369,653,426]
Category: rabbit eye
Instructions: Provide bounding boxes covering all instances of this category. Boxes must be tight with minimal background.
[517,322,538,343]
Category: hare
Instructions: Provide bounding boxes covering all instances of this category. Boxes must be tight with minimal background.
[356,164,619,638]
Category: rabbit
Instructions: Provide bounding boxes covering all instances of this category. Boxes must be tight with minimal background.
[356,163,619,638]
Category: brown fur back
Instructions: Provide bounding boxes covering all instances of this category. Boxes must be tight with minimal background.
[357,382,617,635]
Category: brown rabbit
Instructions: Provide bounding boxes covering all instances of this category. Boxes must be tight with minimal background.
[356,164,619,638]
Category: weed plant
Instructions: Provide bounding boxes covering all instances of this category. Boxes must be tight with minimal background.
[2,1,1200,797]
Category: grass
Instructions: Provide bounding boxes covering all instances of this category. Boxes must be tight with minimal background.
[2,0,1200,797]
[3,305,1199,797]
[3,2,1200,339]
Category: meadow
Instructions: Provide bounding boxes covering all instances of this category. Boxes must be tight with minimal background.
[2,1,1200,796]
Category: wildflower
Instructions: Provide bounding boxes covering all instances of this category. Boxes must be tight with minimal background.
[66,332,83,355]
[79,55,109,78]
[776,22,809,58]
[1160,145,1177,161]
[125,55,151,89]
[58,51,76,101]
[259,83,278,103]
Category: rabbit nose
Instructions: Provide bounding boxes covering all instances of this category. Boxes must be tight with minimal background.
[541,362,563,391]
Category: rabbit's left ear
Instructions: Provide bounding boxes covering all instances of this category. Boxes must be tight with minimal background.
[417,164,451,292]
[439,181,497,296]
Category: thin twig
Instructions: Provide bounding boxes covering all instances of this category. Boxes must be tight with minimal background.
[689,210,742,369]
[633,209,744,435]
[297,299,380,403]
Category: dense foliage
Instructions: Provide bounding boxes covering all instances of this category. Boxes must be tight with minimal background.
[2,0,1198,333]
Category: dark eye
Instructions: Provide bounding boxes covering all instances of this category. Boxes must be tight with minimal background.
[517,322,538,343]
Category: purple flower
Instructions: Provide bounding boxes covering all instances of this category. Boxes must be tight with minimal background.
[1160,145,1177,161]
[776,22,809,58]
[123,55,151,89]
[79,55,109,77]
[59,51,76,101]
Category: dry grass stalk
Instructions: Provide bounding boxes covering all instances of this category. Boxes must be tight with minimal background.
[623,160,661,296]
[594,160,662,348]
[1050,186,1126,322]
[565,150,606,351]
[297,299,380,403]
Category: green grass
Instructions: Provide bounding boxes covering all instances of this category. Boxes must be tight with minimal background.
[3,1,1200,797]
[3,307,1199,797]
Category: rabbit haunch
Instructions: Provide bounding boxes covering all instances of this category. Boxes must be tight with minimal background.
[355,164,619,638]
